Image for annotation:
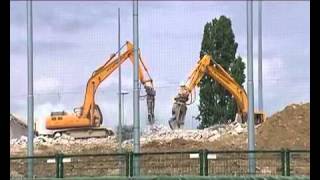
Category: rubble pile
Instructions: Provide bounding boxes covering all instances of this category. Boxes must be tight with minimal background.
[10,121,248,155]
[10,134,122,155]
[139,121,248,144]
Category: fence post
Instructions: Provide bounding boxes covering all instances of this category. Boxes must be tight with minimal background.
[285,149,290,176]
[55,154,60,178]
[55,154,64,178]
[204,149,208,176]
[281,149,291,176]
[199,150,204,176]
[129,152,134,177]
[60,154,64,178]
[126,152,130,177]
[281,149,285,176]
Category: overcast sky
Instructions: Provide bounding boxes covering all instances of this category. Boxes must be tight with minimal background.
[10,1,310,133]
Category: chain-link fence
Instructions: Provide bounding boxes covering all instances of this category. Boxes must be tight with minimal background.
[10,1,310,131]
[290,151,310,176]
[10,1,310,179]
[10,150,309,178]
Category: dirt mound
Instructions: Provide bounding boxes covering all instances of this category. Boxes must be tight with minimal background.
[142,102,310,152]
[256,103,310,150]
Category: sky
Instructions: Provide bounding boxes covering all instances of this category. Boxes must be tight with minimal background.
[10,1,310,133]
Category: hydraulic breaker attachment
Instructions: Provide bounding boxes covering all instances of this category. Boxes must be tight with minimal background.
[145,86,156,125]
[169,94,188,130]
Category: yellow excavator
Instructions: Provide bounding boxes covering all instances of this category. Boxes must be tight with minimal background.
[169,54,265,129]
[45,41,156,138]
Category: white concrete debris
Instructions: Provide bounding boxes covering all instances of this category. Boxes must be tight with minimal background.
[10,121,250,150]
[10,134,118,147]
[139,121,248,144]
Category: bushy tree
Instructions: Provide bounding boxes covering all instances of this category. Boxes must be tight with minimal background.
[197,16,246,128]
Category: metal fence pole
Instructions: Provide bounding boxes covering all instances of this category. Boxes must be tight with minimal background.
[199,150,208,176]
[258,0,263,111]
[55,155,60,178]
[285,150,291,176]
[133,0,140,176]
[60,154,64,178]
[246,0,256,175]
[281,149,285,176]
[26,0,34,178]
[55,154,64,178]
[204,150,208,176]
[118,7,122,153]
[126,153,130,176]
[281,149,291,176]
[199,150,204,176]
[129,152,134,177]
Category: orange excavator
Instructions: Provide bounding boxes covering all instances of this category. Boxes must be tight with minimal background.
[45,41,155,138]
[169,54,265,129]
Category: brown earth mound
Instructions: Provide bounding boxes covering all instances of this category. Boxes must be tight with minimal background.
[142,102,310,151]
[256,103,310,150]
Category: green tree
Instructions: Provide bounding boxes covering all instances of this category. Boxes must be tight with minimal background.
[197,16,246,129]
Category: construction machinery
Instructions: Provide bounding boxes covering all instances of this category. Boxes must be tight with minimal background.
[45,41,155,138]
[169,54,266,130]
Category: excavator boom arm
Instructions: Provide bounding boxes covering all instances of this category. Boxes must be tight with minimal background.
[80,41,155,125]
[80,43,132,120]
[206,62,248,115]
[183,55,211,93]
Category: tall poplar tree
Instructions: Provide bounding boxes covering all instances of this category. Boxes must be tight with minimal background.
[197,16,246,128]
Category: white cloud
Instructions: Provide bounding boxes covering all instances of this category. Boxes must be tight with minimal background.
[34,77,61,93]
[99,75,133,90]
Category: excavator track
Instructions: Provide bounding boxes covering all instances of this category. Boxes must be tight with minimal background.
[53,127,114,139]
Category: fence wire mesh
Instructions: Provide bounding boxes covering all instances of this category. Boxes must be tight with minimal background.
[10,156,57,178]
[63,154,127,177]
[138,152,200,176]
[207,151,282,176]
[10,150,309,178]
[290,151,310,176]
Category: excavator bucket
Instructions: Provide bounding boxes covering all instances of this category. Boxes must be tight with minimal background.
[235,112,265,125]
[254,112,266,125]
[169,102,187,130]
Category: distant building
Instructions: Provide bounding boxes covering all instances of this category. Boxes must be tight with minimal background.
[10,113,28,139]
[10,113,38,139]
